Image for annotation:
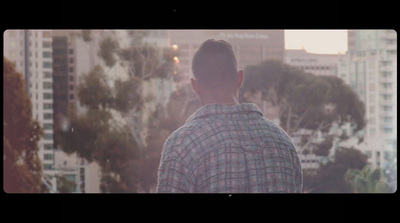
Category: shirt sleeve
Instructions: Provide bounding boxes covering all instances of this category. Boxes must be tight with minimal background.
[293,151,303,193]
[156,143,191,193]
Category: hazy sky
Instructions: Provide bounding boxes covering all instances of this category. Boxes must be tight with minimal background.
[284,30,348,54]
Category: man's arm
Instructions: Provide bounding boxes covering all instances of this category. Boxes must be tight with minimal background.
[293,151,303,193]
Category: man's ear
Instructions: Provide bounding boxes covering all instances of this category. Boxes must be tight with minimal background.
[237,70,244,89]
[191,78,200,96]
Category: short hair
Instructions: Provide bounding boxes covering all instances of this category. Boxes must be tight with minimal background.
[192,39,238,89]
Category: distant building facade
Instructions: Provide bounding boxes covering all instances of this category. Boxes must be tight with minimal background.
[284,49,339,76]
[4,30,57,191]
[338,30,397,175]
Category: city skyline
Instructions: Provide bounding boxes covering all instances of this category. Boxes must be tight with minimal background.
[3,29,396,193]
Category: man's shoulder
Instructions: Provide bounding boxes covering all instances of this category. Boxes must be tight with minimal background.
[162,120,203,157]
[258,117,296,148]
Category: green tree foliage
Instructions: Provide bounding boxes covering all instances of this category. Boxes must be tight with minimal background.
[81,30,92,42]
[57,32,178,192]
[304,147,368,193]
[56,175,77,193]
[3,57,46,193]
[98,38,119,67]
[241,60,366,136]
[345,165,392,193]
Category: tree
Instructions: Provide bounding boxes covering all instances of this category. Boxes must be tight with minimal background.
[4,57,46,193]
[345,165,392,193]
[57,31,179,192]
[55,175,77,193]
[238,60,369,193]
[240,60,366,153]
[304,147,368,193]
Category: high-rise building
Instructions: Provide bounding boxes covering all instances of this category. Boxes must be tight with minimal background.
[338,30,397,173]
[4,30,57,191]
[284,49,340,76]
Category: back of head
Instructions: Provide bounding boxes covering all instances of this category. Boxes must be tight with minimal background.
[192,39,238,90]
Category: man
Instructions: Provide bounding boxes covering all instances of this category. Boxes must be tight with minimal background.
[156,39,302,193]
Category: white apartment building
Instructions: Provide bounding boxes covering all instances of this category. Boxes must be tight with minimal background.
[338,30,397,173]
[4,30,57,191]
[284,49,340,76]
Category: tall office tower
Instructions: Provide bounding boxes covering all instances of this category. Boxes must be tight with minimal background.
[338,30,397,175]
[51,30,86,193]
[4,30,57,191]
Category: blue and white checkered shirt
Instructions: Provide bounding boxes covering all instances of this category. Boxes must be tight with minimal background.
[156,103,303,193]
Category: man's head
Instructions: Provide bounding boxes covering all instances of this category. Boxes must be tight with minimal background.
[191,39,244,104]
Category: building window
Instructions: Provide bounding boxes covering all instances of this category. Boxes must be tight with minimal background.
[43,41,51,48]
[369,117,375,125]
[43,93,52,99]
[69,85,74,90]
[69,94,74,100]
[69,76,74,81]
[383,106,393,111]
[44,154,53,160]
[44,164,53,170]
[44,144,53,150]
[43,51,52,58]
[44,133,53,140]
[69,49,74,54]
[43,62,52,68]
[43,123,53,130]
[69,58,74,64]
[43,103,53,110]
[43,82,52,89]
[382,83,392,89]
[44,72,52,78]
[69,67,74,73]
[43,113,53,120]
[369,106,375,114]
[383,117,393,123]
[65,174,75,182]
[42,31,51,38]
[382,94,392,100]
[383,128,393,134]
[382,72,392,78]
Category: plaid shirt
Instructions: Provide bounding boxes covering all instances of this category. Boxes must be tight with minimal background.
[156,103,303,193]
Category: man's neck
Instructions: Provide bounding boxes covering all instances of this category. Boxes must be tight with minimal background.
[200,91,239,106]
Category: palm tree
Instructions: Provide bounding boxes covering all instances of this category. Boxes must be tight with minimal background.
[345,165,392,193]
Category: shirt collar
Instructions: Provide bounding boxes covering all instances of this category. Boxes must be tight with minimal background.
[185,103,263,123]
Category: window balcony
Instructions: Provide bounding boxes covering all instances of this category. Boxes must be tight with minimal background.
[380,77,392,83]
[380,99,393,106]
[380,110,393,117]
[386,44,397,50]
[379,66,392,72]
[380,88,393,94]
